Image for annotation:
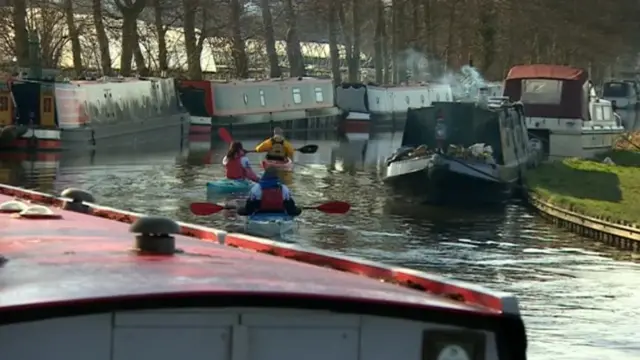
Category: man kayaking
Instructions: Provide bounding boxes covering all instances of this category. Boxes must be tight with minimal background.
[222,141,259,182]
[254,127,295,161]
[237,166,302,216]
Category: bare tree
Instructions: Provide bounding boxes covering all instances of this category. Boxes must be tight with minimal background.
[114,0,147,76]
[63,0,83,76]
[93,0,113,75]
[259,0,281,78]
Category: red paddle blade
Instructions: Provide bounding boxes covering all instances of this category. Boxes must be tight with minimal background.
[314,201,351,214]
[218,128,233,143]
[190,202,225,215]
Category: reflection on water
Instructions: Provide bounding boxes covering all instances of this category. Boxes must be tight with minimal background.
[5,132,640,360]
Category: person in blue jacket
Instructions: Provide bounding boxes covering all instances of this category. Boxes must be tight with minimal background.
[237,167,302,216]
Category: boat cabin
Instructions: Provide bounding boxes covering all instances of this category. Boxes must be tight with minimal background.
[400,100,529,168]
[503,64,623,158]
[601,80,639,109]
[335,83,453,119]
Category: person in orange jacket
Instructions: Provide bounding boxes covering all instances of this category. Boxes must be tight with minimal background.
[255,127,295,161]
[222,141,259,182]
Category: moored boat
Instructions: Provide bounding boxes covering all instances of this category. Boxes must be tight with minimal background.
[503,64,625,158]
[262,158,294,171]
[383,96,535,205]
[245,213,296,238]
[179,77,340,136]
[0,184,527,360]
[0,71,189,151]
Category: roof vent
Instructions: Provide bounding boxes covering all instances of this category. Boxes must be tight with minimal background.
[129,216,181,255]
[61,188,95,214]
[0,201,28,213]
[13,205,62,219]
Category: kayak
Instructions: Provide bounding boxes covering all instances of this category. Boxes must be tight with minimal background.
[261,158,294,171]
[245,213,295,238]
[206,179,252,195]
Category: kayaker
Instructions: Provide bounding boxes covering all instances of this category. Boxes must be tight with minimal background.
[237,166,302,216]
[255,127,295,161]
[222,141,259,182]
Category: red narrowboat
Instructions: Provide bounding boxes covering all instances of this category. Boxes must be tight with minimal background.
[0,184,526,360]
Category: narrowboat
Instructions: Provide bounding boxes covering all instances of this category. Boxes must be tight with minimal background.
[335,82,454,133]
[383,95,534,205]
[503,64,625,158]
[0,184,527,360]
[179,77,340,136]
[0,70,189,151]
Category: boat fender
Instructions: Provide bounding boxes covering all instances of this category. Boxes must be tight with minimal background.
[129,216,181,255]
[61,188,95,214]
[0,125,19,146]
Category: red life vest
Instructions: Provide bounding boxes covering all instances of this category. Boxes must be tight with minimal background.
[260,186,285,212]
[225,155,244,180]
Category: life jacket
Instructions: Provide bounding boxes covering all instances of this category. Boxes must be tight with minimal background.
[260,186,285,212]
[268,137,286,158]
[225,155,244,180]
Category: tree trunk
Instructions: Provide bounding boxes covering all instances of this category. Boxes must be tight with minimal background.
[63,0,83,76]
[348,0,361,82]
[230,0,248,78]
[116,0,146,76]
[92,0,112,75]
[133,25,149,76]
[259,0,281,78]
[154,0,168,72]
[183,0,203,79]
[12,0,29,67]
[283,0,305,77]
[328,0,341,83]
[373,0,384,83]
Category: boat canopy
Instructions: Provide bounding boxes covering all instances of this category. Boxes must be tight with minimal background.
[401,102,504,163]
[504,64,588,119]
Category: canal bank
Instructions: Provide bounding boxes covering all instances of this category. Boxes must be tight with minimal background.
[526,140,640,252]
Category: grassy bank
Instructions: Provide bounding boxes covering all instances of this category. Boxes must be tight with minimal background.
[526,134,640,225]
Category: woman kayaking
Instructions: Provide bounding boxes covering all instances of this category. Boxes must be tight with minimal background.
[222,141,259,182]
[237,166,302,216]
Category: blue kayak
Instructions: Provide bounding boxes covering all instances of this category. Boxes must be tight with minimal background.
[245,213,295,238]
[206,179,252,194]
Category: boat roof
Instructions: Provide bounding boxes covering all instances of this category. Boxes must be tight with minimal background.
[506,64,588,82]
[0,185,519,317]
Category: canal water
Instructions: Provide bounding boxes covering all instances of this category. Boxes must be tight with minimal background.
[3,131,639,360]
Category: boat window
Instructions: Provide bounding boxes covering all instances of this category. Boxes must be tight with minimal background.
[314,87,323,103]
[259,89,266,106]
[521,79,562,104]
[603,82,629,98]
[292,88,302,104]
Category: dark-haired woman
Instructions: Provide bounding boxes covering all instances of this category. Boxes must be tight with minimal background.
[222,141,259,182]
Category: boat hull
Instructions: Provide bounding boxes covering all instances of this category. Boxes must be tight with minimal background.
[384,157,515,205]
[245,213,295,238]
[261,158,294,171]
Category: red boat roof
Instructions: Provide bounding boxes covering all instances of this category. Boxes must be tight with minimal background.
[506,64,588,82]
[0,185,519,316]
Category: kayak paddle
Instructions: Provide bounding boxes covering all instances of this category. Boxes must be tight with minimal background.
[301,201,350,214]
[218,127,318,154]
[218,127,233,144]
[189,200,351,216]
[189,202,230,215]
